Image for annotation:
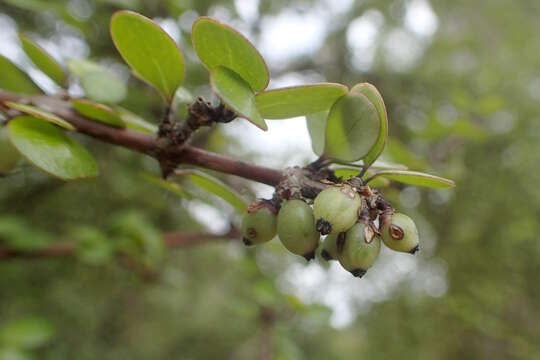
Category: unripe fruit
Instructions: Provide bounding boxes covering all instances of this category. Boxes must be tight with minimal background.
[277,199,319,260]
[0,127,21,174]
[338,223,381,277]
[241,202,277,246]
[313,184,362,235]
[320,233,343,261]
[380,212,419,254]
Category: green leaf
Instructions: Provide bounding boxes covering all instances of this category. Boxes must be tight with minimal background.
[110,10,185,101]
[4,101,74,130]
[109,211,165,268]
[192,17,269,92]
[140,172,192,199]
[332,167,390,187]
[72,226,114,266]
[67,59,126,104]
[0,348,33,360]
[0,216,52,251]
[324,93,380,162]
[18,33,67,87]
[0,127,22,174]
[7,116,98,180]
[350,83,388,167]
[255,83,347,119]
[72,99,125,128]
[184,170,247,213]
[306,111,327,156]
[0,55,42,94]
[0,317,55,349]
[115,107,157,134]
[210,66,267,130]
[367,170,455,188]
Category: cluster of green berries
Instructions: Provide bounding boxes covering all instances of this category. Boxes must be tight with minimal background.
[241,184,419,278]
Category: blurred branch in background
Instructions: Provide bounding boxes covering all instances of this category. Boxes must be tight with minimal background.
[0,227,239,260]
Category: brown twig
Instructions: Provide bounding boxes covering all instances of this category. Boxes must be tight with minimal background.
[0,90,283,186]
[0,228,240,260]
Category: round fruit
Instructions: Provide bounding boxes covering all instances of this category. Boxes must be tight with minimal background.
[277,199,319,260]
[313,184,362,235]
[380,212,419,254]
[0,126,21,174]
[241,202,277,246]
[320,232,344,261]
[338,223,381,277]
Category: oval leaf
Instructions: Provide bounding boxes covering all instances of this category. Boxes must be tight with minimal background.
[7,116,98,180]
[116,107,157,134]
[67,59,126,104]
[184,170,247,213]
[350,83,388,167]
[367,170,455,188]
[256,83,347,119]
[110,10,185,101]
[0,55,42,94]
[19,33,67,87]
[0,317,54,349]
[4,101,74,130]
[140,172,192,199]
[324,93,380,162]
[306,111,327,156]
[72,99,125,128]
[210,66,267,130]
[192,17,269,92]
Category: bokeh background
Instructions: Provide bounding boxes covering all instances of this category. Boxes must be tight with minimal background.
[1,0,540,359]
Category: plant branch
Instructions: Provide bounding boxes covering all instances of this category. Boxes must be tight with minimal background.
[0,90,283,186]
[0,228,240,260]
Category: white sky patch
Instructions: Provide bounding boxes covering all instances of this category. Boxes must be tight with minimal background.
[383,28,424,72]
[346,9,385,72]
[154,17,181,43]
[278,247,422,328]
[405,0,438,38]
[186,200,230,233]
[235,0,259,23]
[259,9,327,66]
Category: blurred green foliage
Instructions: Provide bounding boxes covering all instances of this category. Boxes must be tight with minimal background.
[1,0,539,359]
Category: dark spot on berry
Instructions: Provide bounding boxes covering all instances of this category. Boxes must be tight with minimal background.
[316,218,332,235]
[351,269,367,278]
[409,244,420,254]
[336,232,346,253]
[242,237,253,246]
[321,249,332,261]
[303,250,316,261]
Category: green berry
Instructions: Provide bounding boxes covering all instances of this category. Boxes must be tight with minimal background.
[277,199,320,260]
[320,233,343,261]
[338,222,381,277]
[241,202,277,246]
[313,184,362,235]
[380,212,419,254]
[0,127,21,174]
